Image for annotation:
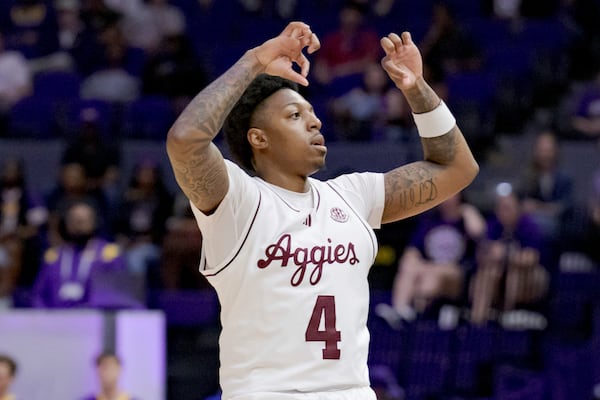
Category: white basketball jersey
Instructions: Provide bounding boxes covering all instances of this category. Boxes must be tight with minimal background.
[193,161,383,399]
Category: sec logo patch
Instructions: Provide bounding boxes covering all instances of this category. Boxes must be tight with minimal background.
[329,207,348,223]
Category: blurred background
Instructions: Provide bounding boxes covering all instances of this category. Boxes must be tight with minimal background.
[0,0,599,399]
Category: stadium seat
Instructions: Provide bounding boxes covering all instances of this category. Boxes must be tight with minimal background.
[7,95,59,139]
[62,98,116,138]
[120,96,176,140]
[33,70,81,100]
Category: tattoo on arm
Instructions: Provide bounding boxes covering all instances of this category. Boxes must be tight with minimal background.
[403,77,441,113]
[384,163,440,213]
[168,54,261,207]
[422,127,458,165]
[173,55,260,141]
[170,144,226,207]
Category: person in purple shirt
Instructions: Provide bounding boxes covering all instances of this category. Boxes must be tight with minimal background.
[32,200,125,308]
[470,188,550,325]
[570,70,600,140]
[376,192,486,328]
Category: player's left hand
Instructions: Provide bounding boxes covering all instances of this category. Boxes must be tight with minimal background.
[380,32,423,91]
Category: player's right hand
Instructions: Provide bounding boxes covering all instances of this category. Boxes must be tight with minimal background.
[251,21,320,86]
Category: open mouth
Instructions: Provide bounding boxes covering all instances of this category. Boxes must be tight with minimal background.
[311,135,326,147]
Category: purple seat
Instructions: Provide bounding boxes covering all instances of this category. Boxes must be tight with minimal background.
[157,289,219,327]
[368,290,406,375]
[62,98,116,138]
[483,43,534,80]
[446,71,496,109]
[404,320,453,398]
[33,70,81,100]
[453,324,498,393]
[120,96,175,140]
[7,95,59,139]
[494,365,547,400]
[464,17,512,48]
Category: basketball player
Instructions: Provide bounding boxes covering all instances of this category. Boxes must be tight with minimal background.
[166,21,478,399]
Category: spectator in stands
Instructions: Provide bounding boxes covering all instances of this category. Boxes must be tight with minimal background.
[141,33,208,114]
[312,0,381,93]
[375,193,486,328]
[2,0,70,73]
[329,62,411,142]
[419,2,482,83]
[517,130,573,244]
[32,200,125,308]
[79,22,143,102]
[113,0,186,55]
[55,0,84,52]
[114,158,173,276]
[70,0,121,76]
[0,30,32,124]
[470,187,549,326]
[0,354,17,400]
[586,167,600,264]
[485,0,522,20]
[44,162,109,247]
[160,193,207,290]
[79,0,122,34]
[369,0,397,18]
[81,351,139,400]
[569,70,600,140]
[61,106,121,212]
[0,158,46,307]
[484,0,561,19]
[238,0,298,19]
[369,364,405,400]
[560,161,600,266]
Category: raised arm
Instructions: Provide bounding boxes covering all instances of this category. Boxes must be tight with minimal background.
[380,32,479,223]
[166,22,320,213]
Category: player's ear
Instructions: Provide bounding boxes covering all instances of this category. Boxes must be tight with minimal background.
[248,128,268,149]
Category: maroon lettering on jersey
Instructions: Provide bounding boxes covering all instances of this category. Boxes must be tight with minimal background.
[257,234,359,286]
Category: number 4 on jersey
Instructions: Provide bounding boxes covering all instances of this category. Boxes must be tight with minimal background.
[305,295,341,359]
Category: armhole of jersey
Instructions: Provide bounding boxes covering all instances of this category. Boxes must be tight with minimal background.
[201,191,262,277]
[199,242,207,272]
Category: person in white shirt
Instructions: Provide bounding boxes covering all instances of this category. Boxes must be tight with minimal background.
[0,32,31,113]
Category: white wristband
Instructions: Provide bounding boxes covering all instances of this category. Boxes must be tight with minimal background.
[412,101,456,138]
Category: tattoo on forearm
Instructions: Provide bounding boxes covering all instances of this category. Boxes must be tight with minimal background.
[385,163,440,212]
[169,54,260,203]
[422,128,458,165]
[404,78,440,113]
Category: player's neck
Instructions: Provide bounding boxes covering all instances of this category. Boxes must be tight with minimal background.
[256,170,310,193]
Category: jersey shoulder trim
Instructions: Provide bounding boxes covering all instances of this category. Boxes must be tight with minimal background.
[203,191,262,277]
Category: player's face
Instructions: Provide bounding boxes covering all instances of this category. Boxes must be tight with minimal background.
[252,89,326,176]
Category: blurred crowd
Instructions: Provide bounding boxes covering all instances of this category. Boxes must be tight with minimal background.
[0,0,598,146]
[0,0,597,309]
[0,0,599,399]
